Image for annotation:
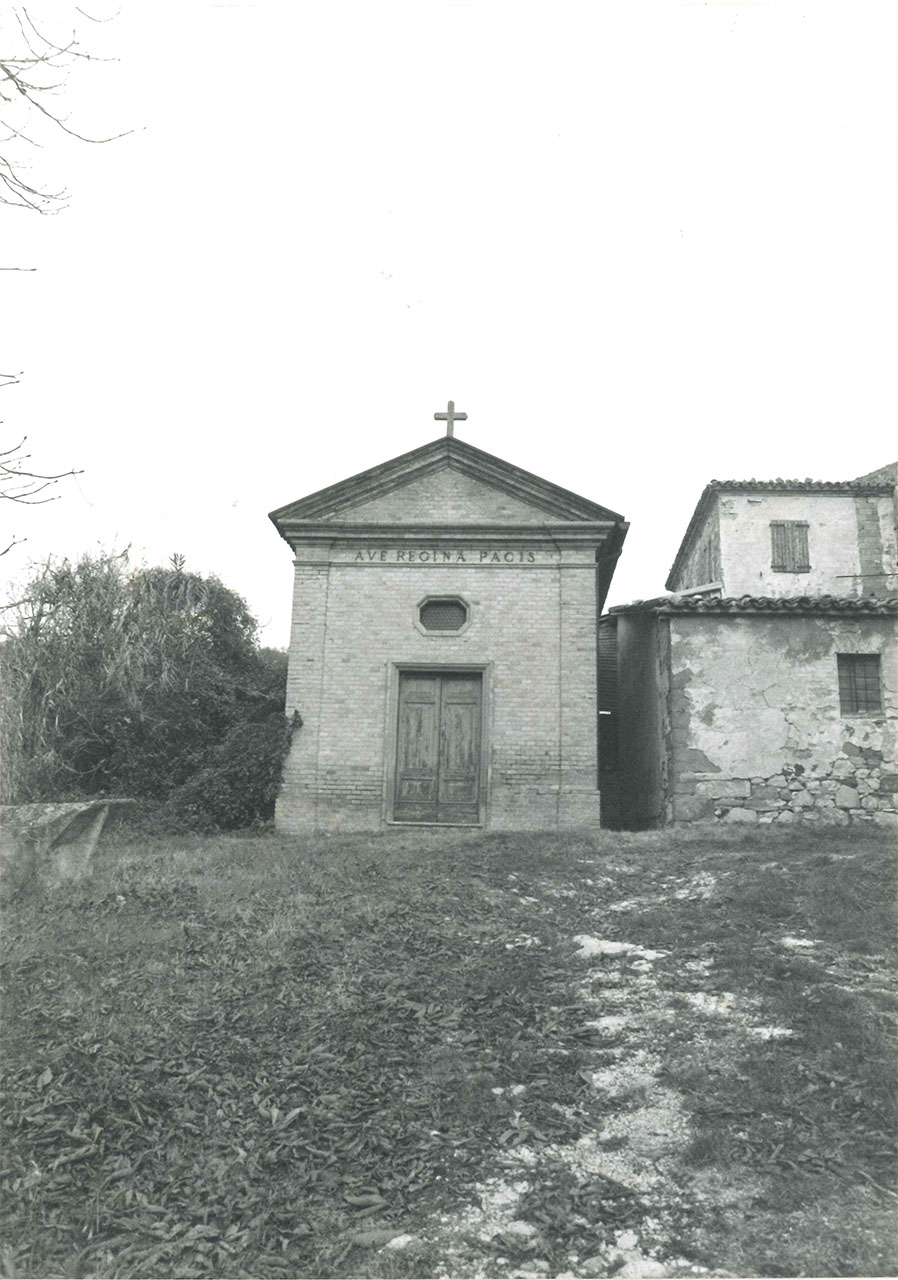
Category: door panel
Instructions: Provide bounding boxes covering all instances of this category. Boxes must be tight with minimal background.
[395,677,440,813]
[394,672,482,824]
[439,684,481,819]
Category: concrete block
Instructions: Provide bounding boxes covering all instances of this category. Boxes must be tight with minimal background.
[0,802,122,896]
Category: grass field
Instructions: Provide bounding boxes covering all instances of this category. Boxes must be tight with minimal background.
[1,824,895,1279]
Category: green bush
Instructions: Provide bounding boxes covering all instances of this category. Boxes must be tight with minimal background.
[158,711,297,832]
[1,552,288,812]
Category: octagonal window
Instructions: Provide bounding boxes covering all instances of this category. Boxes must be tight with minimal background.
[419,598,468,632]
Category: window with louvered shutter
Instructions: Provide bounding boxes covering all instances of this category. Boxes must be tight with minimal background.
[837,654,882,715]
[770,521,810,572]
[419,599,468,632]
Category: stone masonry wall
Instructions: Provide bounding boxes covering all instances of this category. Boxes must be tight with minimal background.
[666,613,897,827]
[277,541,602,832]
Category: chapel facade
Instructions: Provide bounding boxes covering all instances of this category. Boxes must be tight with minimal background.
[269,429,628,832]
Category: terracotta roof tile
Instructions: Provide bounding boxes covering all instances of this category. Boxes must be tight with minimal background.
[610,594,898,616]
[704,473,896,492]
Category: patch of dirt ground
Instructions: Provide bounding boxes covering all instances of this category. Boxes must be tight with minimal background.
[356,838,895,1278]
[385,914,746,1278]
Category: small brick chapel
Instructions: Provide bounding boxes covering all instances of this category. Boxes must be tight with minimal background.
[269,406,628,832]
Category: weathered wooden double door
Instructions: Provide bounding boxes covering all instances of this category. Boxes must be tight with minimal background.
[394,672,483,824]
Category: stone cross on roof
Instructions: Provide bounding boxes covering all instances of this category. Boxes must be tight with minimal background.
[434,400,467,438]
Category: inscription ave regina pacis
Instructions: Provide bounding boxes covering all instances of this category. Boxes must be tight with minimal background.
[351,548,539,563]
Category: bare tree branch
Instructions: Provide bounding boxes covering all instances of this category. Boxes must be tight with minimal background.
[75,6,120,23]
[1,5,132,213]
[1,436,83,504]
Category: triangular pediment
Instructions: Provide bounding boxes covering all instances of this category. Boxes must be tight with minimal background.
[324,466,565,524]
[270,437,623,530]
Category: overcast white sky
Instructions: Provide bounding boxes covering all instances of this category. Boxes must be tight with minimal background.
[3,0,896,645]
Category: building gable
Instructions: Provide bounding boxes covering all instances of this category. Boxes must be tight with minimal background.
[270,436,624,536]
[329,466,565,525]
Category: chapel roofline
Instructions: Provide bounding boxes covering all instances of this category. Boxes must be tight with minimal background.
[278,522,624,539]
[269,435,626,538]
[664,465,897,591]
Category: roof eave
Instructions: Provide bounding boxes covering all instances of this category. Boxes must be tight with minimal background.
[610,594,898,617]
[274,521,625,547]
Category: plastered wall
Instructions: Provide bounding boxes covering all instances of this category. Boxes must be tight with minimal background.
[666,614,898,826]
[716,493,896,597]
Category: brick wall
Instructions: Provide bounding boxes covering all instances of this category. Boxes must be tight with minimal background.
[276,543,603,832]
[335,469,552,524]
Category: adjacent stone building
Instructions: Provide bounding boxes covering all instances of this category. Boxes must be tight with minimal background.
[665,465,898,599]
[270,433,627,832]
[604,466,898,828]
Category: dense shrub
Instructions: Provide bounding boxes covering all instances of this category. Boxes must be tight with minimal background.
[1,552,289,829]
[158,710,297,832]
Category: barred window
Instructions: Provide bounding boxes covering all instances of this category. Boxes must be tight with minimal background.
[770,521,810,572]
[419,598,467,632]
[837,654,882,716]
